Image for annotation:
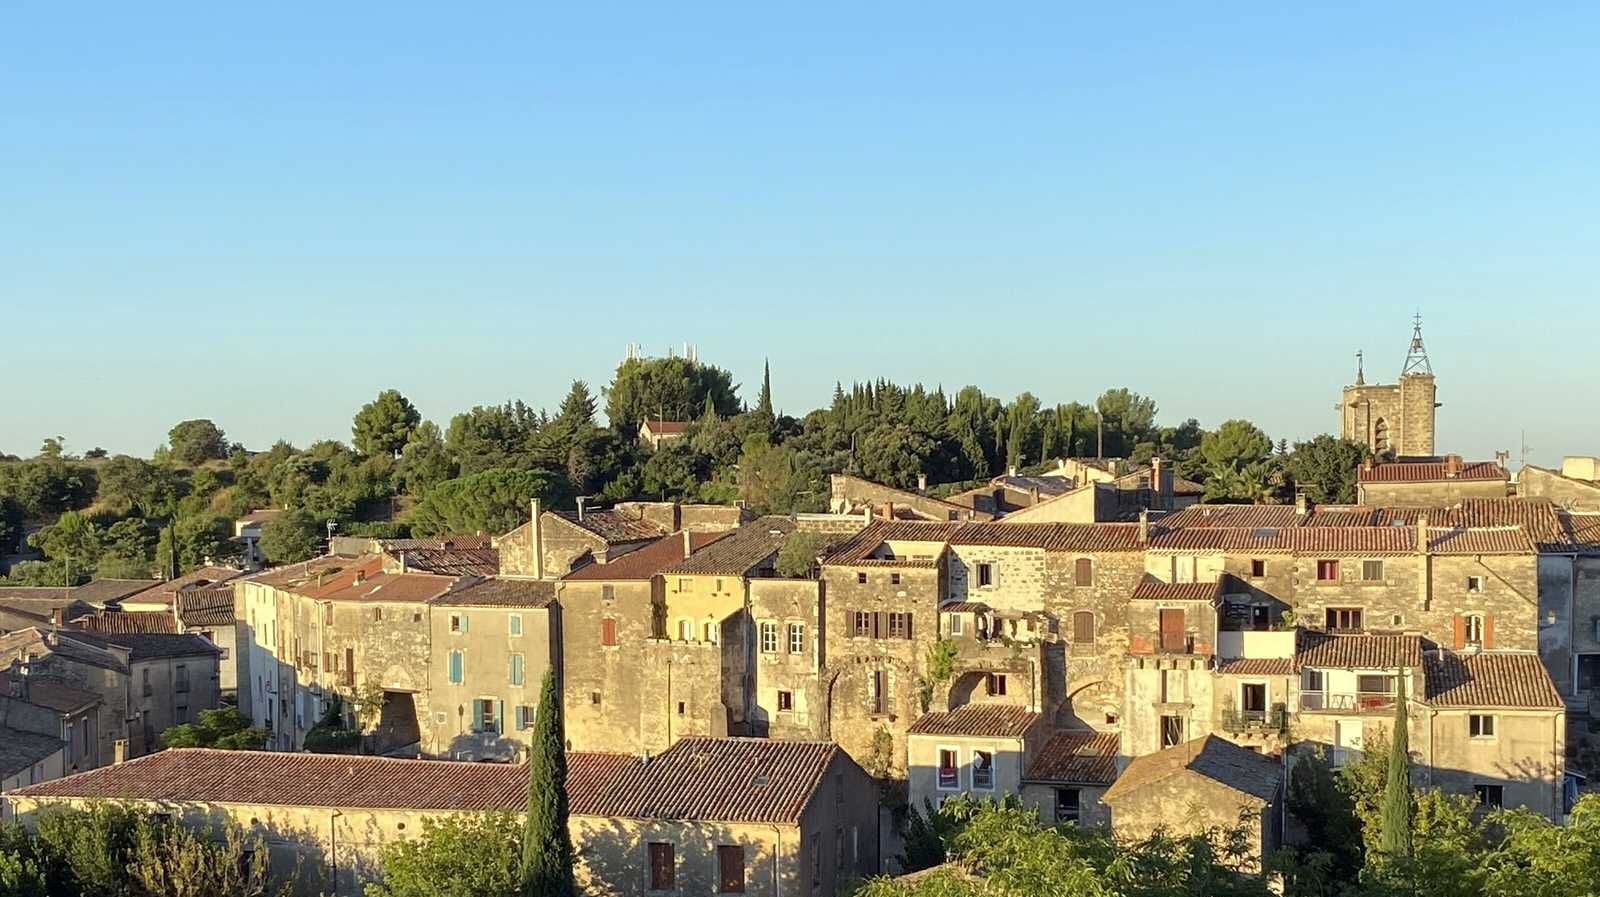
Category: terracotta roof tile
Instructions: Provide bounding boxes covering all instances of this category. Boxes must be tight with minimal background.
[1024,731,1119,785]
[663,518,795,576]
[1424,652,1563,709]
[1426,527,1536,554]
[1130,575,1222,602]
[554,510,669,544]
[1359,460,1508,483]
[951,522,1144,552]
[907,705,1041,738]
[0,629,128,674]
[117,568,244,608]
[386,547,500,577]
[822,522,960,565]
[584,737,846,824]
[67,579,164,606]
[1296,631,1424,670]
[83,631,221,661]
[563,532,729,581]
[0,673,100,714]
[938,602,991,614]
[0,727,64,779]
[69,610,180,635]
[431,578,556,608]
[1215,658,1296,676]
[1103,735,1281,804]
[175,586,236,627]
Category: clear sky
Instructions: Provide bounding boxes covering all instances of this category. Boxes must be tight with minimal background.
[4,2,1596,465]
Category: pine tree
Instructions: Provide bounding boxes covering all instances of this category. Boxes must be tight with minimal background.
[1379,670,1413,858]
[521,671,574,897]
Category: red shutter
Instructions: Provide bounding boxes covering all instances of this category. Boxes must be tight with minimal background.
[1484,613,1495,649]
[601,618,617,646]
[1452,615,1465,650]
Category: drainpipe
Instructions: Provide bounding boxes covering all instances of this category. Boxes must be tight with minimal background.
[329,810,343,895]
[767,824,782,897]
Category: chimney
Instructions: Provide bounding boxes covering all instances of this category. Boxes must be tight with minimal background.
[1416,513,1430,554]
[1294,491,1308,516]
[883,502,895,520]
[113,739,128,764]
[354,569,367,585]
[1029,487,1040,505]
[1362,456,1375,472]
[1138,509,1150,544]
[1008,465,1017,478]
[49,607,61,627]
[531,499,545,580]
[1445,454,1462,478]
[576,495,587,521]
[917,473,927,494]
[682,529,692,558]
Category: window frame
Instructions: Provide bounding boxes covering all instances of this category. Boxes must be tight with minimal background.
[448,649,464,685]
[1316,559,1340,582]
[976,563,993,588]
[1469,713,1496,739]
[1055,787,1082,823]
[648,841,675,891]
[1475,783,1504,808]
[1360,559,1384,582]
[1074,557,1094,587]
[986,672,1007,696]
[937,747,960,791]
[1249,559,1266,579]
[787,622,805,654]
[1464,613,1485,646]
[1325,607,1363,632]
[716,844,745,894]
[601,617,618,647]
[971,749,994,790]
[777,690,794,712]
[509,613,523,637]
[759,621,778,654]
[1467,575,1485,594]
[1072,611,1096,645]
[508,652,525,686]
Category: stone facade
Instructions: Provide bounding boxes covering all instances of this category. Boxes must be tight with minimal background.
[1340,373,1436,458]
[562,577,660,753]
[748,580,825,740]
[906,728,1042,813]
[1520,465,1600,511]
[426,603,556,760]
[1104,766,1281,870]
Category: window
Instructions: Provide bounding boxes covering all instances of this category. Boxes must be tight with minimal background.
[516,705,536,729]
[890,573,901,585]
[1316,560,1340,582]
[1467,576,1484,593]
[677,578,689,591]
[324,604,333,625]
[1361,559,1384,582]
[374,607,383,621]
[649,842,674,891]
[851,610,873,638]
[760,622,778,653]
[677,701,685,715]
[857,572,868,584]
[703,622,718,643]
[948,613,963,636]
[1475,784,1504,808]
[450,613,467,633]
[1325,608,1363,632]
[976,563,993,587]
[175,664,189,694]
[1250,559,1266,578]
[867,669,889,715]
[1241,683,1267,717]
[448,650,463,684]
[678,620,692,641]
[1357,674,1396,702]
[986,673,1007,696]
[1055,787,1081,824]
[787,623,805,654]
[938,749,959,789]
[475,699,498,734]
[602,584,616,601]
[1158,607,1186,652]
[509,614,523,637]
[777,690,793,712]
[717,844,745,894]
[972,750,994,789]
[412,611,422,623]
[1160,714,1185,747]
[142,668,152,697]
[509,653,524,686]
[1072,611,1095,644]
[601,618,618,647]
[591,692,602,705]
[1464,614,1484,646]
[1074,558,1094,587]
[887,612,912,640]
[1470,714,1496,738]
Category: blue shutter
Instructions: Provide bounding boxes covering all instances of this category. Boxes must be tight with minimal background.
[460,614,468,633]
[450,650,462,684]
[472,699,483,732]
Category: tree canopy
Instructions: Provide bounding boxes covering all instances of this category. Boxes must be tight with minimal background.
[166,420,228,465]
[352,389,422,457]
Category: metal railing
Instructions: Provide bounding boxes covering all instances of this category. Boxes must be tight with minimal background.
[1300,691,1396,712]
[1220,705,1288,734]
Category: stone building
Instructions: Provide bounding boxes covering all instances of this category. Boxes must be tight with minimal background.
[1102,735,1284,870]
[5,737,881,897]
[830,473,994,522]
[1019,730,1118,826]
[0,669,102,777]
[93,631,222,755]
[1338,317,1438,457]
[1355,456,1510,505]
[905,704,1044,814]
[0,629,130,764]
[1519,460,1600,511]
[496,499,744,580]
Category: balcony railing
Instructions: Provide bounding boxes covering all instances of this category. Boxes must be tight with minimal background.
[1300,691,1396,712]
[1221,705,1288,734]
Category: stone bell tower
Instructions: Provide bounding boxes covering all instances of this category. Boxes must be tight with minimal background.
[1339,315,1438,458]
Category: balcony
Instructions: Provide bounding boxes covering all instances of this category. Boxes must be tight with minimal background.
[1221,705,1288,734]
[1300,691,1396,713]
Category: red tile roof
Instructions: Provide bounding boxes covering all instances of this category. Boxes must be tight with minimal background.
[0,673,101,714]
[387,547,500,577]
[554,509,669,544]
[1103,735,1281,804]
[663,517,795,576]
[1424,652,1563,709]
[822,521,960,565]
[431,578,557,608]
[69,611,179,635]
[1130,575,1222,602]
[118,568,245,607]
[950,522,1144,553]
[175,586,235,628]
[907,705,1041,738]
[1296,631,1425,670]
[641,420,690,436]
[938,602,991,614]
[584,737,849,824]
[1215,658,1296,676]
[563,532,729,581]
[1359,460,1508,483]
[1024,731,1119,785]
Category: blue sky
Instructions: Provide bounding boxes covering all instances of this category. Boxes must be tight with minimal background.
[3,2,1595,464]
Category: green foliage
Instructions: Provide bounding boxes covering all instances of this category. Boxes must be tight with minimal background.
[925,638,959,683]
[445,402,543,476]
[155,513,240,575]
[775,529,828,578]
[28,510,106,566]
[166,420,228,466]
[259,509,322,564]
[521,671,575,897]
[1200,419,1278,503]
[127,819,280,897]
[1380,683,1414,858]
[0,495,23,555]
[367,812,523,897]
[1285,436,1369,504]
[29,803,146,897]
[352,389,423,457]
[0,847,47,897]
[303,693,360,753]
[0,559,89,587]
[737,434,825,513]
[408,468,571,538]
[640,442,710,501]
[0,457,97,517]
[604,355,741,437]
[159,707,267,750]
[397,421,458,497]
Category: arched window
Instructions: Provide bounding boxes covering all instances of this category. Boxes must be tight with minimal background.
[1072,611,1095,644]
[1373,418,1389,454]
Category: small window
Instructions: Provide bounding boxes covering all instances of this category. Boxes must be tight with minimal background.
[1160,714,1184,747]
[677,701,686,715]
[373,607,383,621]
[1361,560,1384,582]
[678,620,692,641]
[1467,576,1484,594]
[1055,787,1081,824]
[590,692,601,705]
[1072,611,1095,644]
[1475,784,1504,808]
[1326,607,1363,632]
[777,690,793,712]
[787,623,805,654]
[986,673,1007,696]
[703,622,717,643]
[971,750,994,789]
[175,664,189,694]
[856,572,867,584]
[649,842,675,891]
[516,705,537,729]
[1074,557,1094,587]
[1465,614,1484,646]
[760,621,778,654]
[411,612,422,623]
[717,844,745,894]
[948,613,963,636]
[476,699,498,734]
[976,563,993,587]
[677,578,689,591]
[937,749,959,790]
[509,614,523,637]
[1470,714,1495,738]
[888,612,912,640]
[1316,560,1340,582]
[1250,559,1266,578]
[450,613,466,633]
[601,618,618,647]
[602,584,616,601]
[509,653,525,686]
[890,572,901,586]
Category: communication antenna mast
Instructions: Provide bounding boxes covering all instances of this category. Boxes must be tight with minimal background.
[1401,313,1432,375]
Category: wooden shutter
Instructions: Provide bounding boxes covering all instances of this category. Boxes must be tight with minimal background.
[903,613,913,640]
[1452,615,1465,650]
[650,843,674,890]
[875,612,888,640]
[601,618,617,646]
[1075,558,1093,586]
[1159,608,1185,652]
[718,844,745,893]
[1484,614,1495,649]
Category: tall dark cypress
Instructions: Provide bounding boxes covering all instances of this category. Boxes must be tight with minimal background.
[521,671,574,897]
[1379,670,1413,858]
[756,359,775,424]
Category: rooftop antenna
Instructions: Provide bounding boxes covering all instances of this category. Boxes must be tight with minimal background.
[1401,312,1432,375]
[1355,350,1365,386]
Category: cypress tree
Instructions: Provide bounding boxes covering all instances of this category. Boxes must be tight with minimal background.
[1379,669,1413,858]
[756,359,775,424]
[521,671,574,897]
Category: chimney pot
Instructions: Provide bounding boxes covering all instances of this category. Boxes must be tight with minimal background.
[682,529,692,558]
[1137,509,1150,544]
[577,496,587,521]
[114,739,128,764]
[917,473,927,493]
[1295,492,1308,515]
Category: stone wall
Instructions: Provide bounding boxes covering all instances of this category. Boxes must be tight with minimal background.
[562,578,655,753]
[1358,479,1508,506]
[1019,782,1110,827]
[426,605,555,759]
[1397,373,1437,457]
[748,579,825,740]
[1105,773,1276,871]
[1341,383,1404,455]
[1045,551,1146,733]
[131,653,221,756]
[1426,708,1563,819]
[1122,656,1214,757]
[1519,466,1600,510]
